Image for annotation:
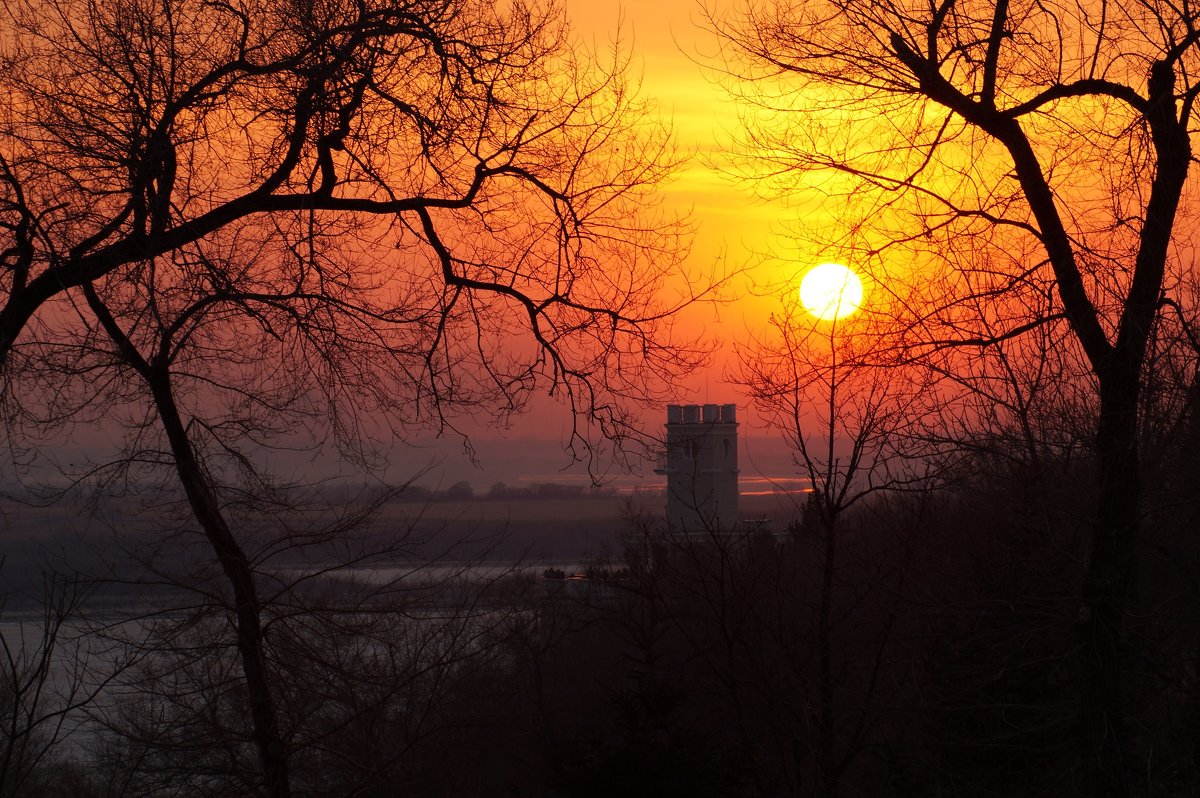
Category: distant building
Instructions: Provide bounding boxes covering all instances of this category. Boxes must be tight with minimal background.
[654,404,739,531]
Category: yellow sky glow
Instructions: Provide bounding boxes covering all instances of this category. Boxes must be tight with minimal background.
[566,2,850,383]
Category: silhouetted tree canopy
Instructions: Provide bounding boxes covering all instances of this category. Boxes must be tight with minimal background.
[712,1,1200,795]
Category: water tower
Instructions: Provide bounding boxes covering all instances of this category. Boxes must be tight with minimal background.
[655,403,739,531]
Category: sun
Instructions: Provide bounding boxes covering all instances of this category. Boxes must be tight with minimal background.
[799,263,863,320]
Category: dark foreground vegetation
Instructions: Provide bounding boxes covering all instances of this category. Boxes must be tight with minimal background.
[2,0,1200,795]
[2,439,1198,798]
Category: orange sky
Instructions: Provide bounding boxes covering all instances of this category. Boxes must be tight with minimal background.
[388,2,809,479]
[568,1,821,393]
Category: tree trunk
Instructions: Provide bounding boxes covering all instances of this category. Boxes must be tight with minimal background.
[1078,369,1140,798]
[147,368,292,798]
[817,516,838,798]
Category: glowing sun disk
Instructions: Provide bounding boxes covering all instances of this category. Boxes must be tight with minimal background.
[800,263,863,320]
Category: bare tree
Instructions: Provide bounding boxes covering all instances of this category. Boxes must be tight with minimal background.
[713,1,1200,793]
[0,569,114,797]
[34,159,689,793]
[0,1,716,795]
[733,292,933,797]
[0,0,710,449]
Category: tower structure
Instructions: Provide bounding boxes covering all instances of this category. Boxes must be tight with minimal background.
[655,403,739,532]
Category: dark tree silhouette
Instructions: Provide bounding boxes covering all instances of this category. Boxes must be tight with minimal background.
[0,0,710,449]
[0,1,714,795]
[713,1,1200,795]
[733,293,935,797]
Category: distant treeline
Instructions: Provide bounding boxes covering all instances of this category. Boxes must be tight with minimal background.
[399,481,619,503]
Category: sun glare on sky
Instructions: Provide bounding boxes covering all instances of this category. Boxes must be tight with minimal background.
[799,263,863,320]
[560,2,882,407]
